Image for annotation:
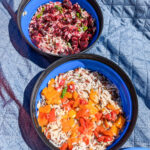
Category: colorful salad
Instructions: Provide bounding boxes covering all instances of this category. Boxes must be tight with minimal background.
[37,68,126,150]
[29,0,96,55]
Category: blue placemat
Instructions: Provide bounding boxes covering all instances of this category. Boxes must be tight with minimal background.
[0,0,150,149]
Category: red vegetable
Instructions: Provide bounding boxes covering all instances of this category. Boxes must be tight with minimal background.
[46,109,56,122]
[103,136,113,142]
[79,118,86,128]
[59,79,65,86]
[111,111,117,122]
[67,84,75,92]
[97,136,105,142]
[94,130,99,138]
[80,99,88,105]
[83,136,89,145]
[95,112,102,120]
[60,143,68,150]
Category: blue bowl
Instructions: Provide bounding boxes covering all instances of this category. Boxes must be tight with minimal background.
[17,0,103,58]
[30,54,138,150]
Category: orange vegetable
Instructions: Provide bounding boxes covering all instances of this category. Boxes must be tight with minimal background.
[104,120,110,128]
[95,112,102,121]
[67,81,75,85]
[47,109,56,122]
[46,132,51,139]
[103,125,119,137]
[60,143,68,150]
[96,125,105,134]
[48,78,55,87]
[61,97,68,103]
[62,119,75,133]
[114,109,121,115]
[39,105,50,113]
[73,98,80,108]
[89,89,98,103]
[106,104,115,110]
[65,92,72,99]
[94,130,99,138]
[41,86,61,105]
[76,108,90,119]
[38,112,48,127]
[115,115,125,129]
[73,91,78,100]
[68,109,76,118]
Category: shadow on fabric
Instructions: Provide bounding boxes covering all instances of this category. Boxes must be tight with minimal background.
[0,67,49,150]
[20,71,50,150]
[2,0,58,69]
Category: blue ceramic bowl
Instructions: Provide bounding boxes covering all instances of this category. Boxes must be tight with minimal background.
[17,0,103,58]
[30,54,138,150]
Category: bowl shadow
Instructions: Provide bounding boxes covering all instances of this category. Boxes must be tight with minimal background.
[2,0,58,69]
[19,71,50,150]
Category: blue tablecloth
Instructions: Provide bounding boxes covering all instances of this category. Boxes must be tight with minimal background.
[0,0,150,149]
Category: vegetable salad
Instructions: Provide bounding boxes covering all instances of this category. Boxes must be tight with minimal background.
[37,68,125,150]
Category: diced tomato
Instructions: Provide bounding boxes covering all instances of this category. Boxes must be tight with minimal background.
[97,136,105,142]
[79,118,86,128]
[62,103,71,111]
[67,84,75,92]
[95,125,105,133]
[94,130,99,138]
[103,113,111,121]
[61,97,68,103]
[83,136,89,145]
[60,143,68,150]
[85,119,93,129]
[95,112,102,120]
[76,109,90,119]
[68,100,74,107]
[80,99,88,105]
[55,86,60,90]
[59,79,65,86]
[78,126,85,134]
[111,111,117,122]
[103,136,113,142]
[46,109,56,122]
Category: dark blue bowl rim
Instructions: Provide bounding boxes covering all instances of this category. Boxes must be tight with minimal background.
[30,54,138,150]
[17,0,103,58]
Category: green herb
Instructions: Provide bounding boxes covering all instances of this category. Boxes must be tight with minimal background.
[37,13,43,19]
[55,5,63,13]
[61,87,68,98]
[83,26,88,31]
[67,42,71,48]
[63,18,67,21]
[42,7,45,12]
[78,28,81,32]
[36,7,45,19]
[76,12,81,18]
[79,74,81,77]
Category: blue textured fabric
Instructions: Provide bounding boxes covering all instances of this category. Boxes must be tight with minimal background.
[0,0,150,149]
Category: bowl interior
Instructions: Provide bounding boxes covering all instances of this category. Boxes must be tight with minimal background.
[34,59,132,150]
[20,0,100,50]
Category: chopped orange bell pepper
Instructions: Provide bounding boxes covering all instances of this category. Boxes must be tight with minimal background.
[39,105,50,113]
[115,115,125,129]
[38,112,48,127]
[73,91,78,100]
[89,89,98,103]
[65,92,72,99]
[60,143,68,150]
